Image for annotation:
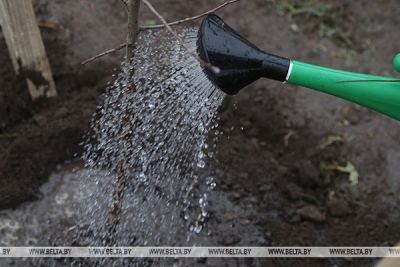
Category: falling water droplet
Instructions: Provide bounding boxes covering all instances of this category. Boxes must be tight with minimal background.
[78,28,226,260]
[197,160,206,168]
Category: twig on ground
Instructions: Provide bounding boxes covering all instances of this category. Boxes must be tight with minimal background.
[142,0,220,72]
[283,130,295,147]
[184,175,198,201]
[140,0,240,30]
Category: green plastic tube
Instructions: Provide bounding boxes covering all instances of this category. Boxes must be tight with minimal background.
[287,60,400,120]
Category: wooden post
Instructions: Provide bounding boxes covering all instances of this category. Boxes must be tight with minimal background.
[0,0,57,99]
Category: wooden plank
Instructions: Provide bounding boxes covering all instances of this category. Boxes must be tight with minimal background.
[0,0,57,99]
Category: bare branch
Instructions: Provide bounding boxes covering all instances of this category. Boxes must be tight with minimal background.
[82,43,127,65]
[140,0,240,30]
[81,0,239,66]
[120,0,128,8]
[142,0,220,73]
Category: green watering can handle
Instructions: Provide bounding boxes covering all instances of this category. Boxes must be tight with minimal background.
[286,54,400,121]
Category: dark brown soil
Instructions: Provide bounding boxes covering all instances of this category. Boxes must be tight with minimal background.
[0,23,112,210]
[1,0,400,266]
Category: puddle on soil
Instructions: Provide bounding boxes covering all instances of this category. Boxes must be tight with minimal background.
[0,161,267,267]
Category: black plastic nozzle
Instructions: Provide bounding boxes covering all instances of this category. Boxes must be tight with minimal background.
[197,14,290,95]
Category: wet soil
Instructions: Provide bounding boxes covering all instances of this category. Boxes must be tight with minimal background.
[1,0,400,266]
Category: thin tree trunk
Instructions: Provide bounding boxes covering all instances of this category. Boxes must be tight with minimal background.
[126,0,141,63]
[107,0,141,244]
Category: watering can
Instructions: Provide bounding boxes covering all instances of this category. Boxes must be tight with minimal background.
[197,14,400,121]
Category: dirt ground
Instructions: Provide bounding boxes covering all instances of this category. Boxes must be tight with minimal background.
[1,0,400,266]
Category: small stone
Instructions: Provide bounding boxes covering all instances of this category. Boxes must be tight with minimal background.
[33,114,48,126]
[232,192,241,199]
[369,231,375,236]
[296,205,326,222]
[218,234,241,246]
[240,219,251,225]
[297,161,321,187]
[286,183,302,200]
[277,165,288,174]
[55,107,69,117]
[285,183,318,203]
[259,185,271,193]
[239,211,251,218]
[344,257,353,262]
[245,197,258,204]
[327,198,351,217]
[223,213,235,221]
[290,23,300,33]
[255,237,268,246]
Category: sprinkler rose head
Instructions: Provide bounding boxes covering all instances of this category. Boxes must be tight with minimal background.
[197,14,291,95]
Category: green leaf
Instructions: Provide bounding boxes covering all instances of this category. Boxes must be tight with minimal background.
[337,119,351,127]
[317,135,355,149]
[0,133,18,138]
[318,135,344,149]
[335,162,359,185]
[319,161,359,185]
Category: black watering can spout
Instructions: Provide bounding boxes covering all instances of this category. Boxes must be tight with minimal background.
[197,14,291,95]
[197,14,400,121]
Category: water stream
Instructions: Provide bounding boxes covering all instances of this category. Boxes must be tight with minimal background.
[0,28,241,266]
[80,28,225,247]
